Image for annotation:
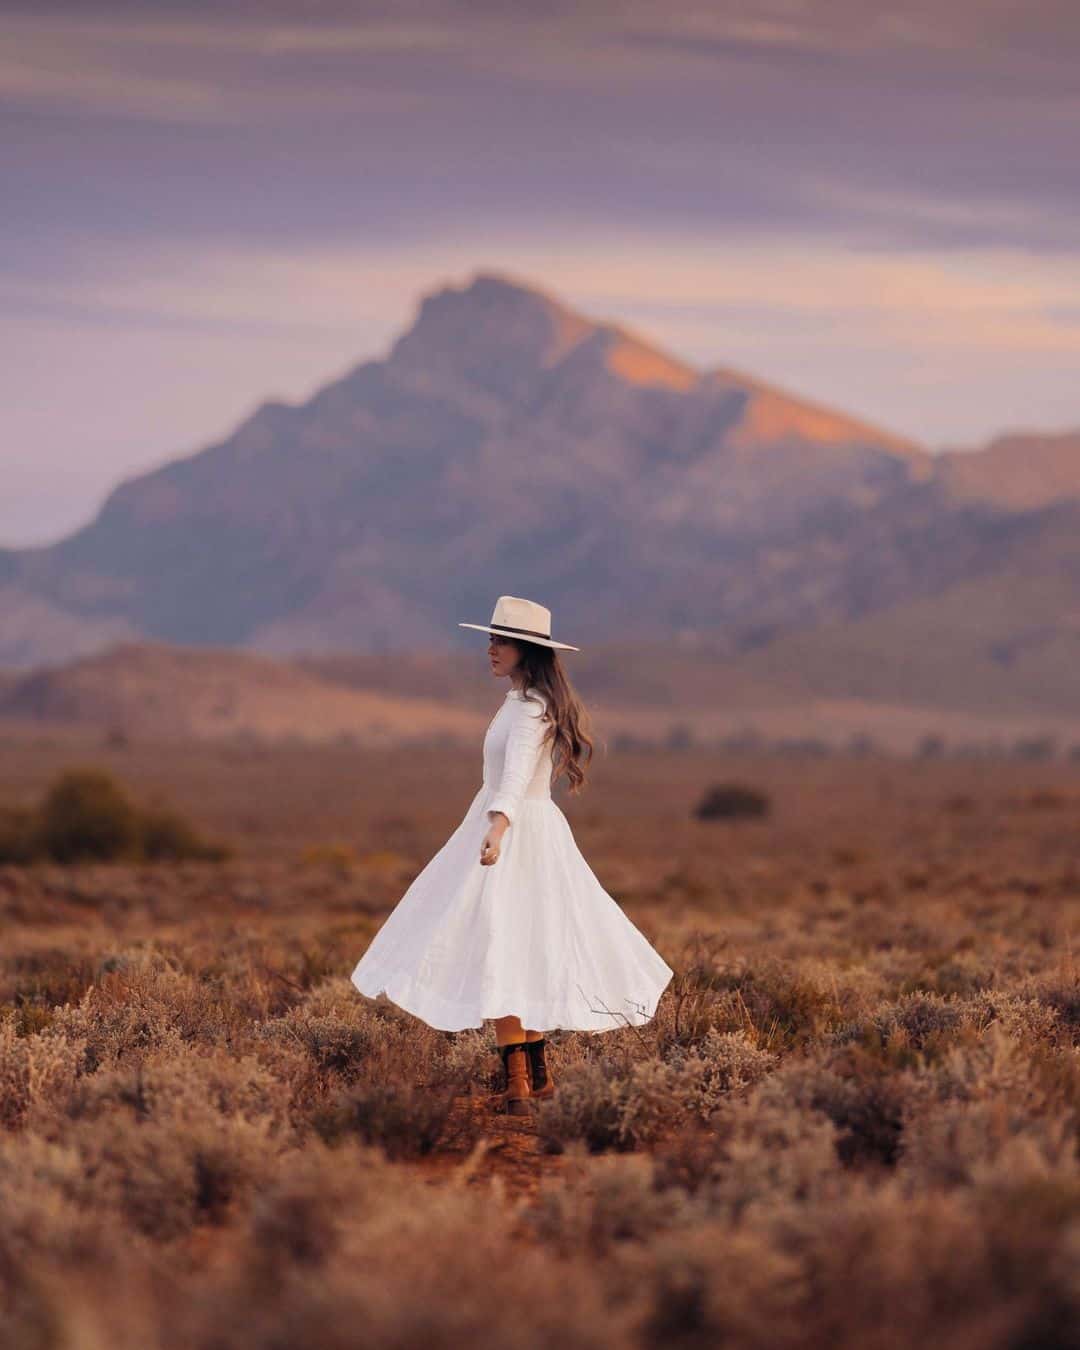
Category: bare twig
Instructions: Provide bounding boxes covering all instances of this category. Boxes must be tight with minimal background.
[257,959,307,995]
[579,985,653,1056]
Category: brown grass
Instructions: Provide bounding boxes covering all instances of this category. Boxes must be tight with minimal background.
[1,736,1078,1347]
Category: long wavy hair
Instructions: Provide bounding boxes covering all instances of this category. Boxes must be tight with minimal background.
[502,637,594,794]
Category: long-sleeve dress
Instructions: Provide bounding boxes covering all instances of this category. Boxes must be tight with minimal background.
[350,686,674,1032]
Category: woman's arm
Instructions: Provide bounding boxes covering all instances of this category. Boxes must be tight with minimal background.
[486,698,549,830]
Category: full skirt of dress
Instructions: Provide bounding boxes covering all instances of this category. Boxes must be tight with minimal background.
[351,783,674,1033]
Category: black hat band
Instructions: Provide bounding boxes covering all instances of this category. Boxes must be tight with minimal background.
[489,621,552,640]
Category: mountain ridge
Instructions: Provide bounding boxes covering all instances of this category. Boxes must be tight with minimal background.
[1,269,1078,709]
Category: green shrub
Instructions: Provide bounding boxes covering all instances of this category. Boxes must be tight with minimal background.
[0,767,231,865]
[139,805,229,861]
[37,767,141,863]
[693,782,771,821]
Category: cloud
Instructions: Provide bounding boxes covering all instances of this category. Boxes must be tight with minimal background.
[6,228,1079,355]
[6,2,1080,116]
[2,0,1079,546]
[4,2,1078,261]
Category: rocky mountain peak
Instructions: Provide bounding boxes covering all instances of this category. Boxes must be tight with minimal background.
[386,271,596,398]
[2,270,1077,683]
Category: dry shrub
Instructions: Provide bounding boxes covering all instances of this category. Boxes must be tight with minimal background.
[139,804,229,861]
[654,950,882,1064]
[299,841,358,874]
[527,1160,810,1346]
[588,1144,1080,1349]
[759,1048,907,1168]
[652,939,744,1052]
[700,957,855,1052]
[69,1113,265,1238]
[654,1073,844,1222]
[0,806,40,864]
[968,988,1065,1044]
[0,1132,116,1282]
[256,1005,375,1083]
[311,1080,461,1159]
[704,1077,845,1214]
[3,1001,54,1037]
[8,1040,293,1236]
[919,953,1000,997]
[658,981,724,1053]
[254,979,492,1092]
[535,1060,627,1153]
[1,948,98,1014]
[752,1177,1080,1350]
[897,1022,1080,1190]
[48,950,216,1072]
[0,1012,87,1130]
[132,1042,292,1132]
[693,783,771,821]
[1025,789,1069,810]
[868,990,968,1053]
[536,1059,689,1155]
[538,1032,780,1157]
[246,1166,343,1279]
[1027,973,1080,1041]
[663,1028,780,1119]
[253,980,474,1099]
[632,1225,808,1350]
[901,1098,1079,1193]
[428,1026,494,1089]
[1,1084,287,1245]
[526,1152,703,1256]
[614,1060,695,1149]
[903,1020,1047,1112]
[165,1142,628,1350]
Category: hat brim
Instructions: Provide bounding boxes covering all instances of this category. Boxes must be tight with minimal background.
[458,622,579,652]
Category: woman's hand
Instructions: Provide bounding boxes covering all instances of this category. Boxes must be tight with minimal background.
[480,813,508,865]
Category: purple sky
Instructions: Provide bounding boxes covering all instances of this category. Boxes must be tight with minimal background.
[4,0,1080,545]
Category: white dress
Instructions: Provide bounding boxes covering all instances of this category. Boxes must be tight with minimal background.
[350,686,674,1033]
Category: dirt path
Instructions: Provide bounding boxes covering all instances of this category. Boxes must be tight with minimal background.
[407,1092,576,1203]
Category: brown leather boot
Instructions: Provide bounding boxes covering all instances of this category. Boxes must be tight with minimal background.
[494,1040,531,1116]
[489,1040,532,1107]
[488,1041,515,1107]
[524,1037,555,1100]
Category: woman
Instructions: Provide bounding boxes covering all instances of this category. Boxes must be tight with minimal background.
[350,594,674,1115]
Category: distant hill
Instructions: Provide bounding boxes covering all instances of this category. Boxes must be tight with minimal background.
[3,632,1079,755]
[726,500,1080,717]
[0,642,484,746]
[1,269,1079,729]
[938,430,1080,511]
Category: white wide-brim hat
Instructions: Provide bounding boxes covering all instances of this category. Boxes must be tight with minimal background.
[459,594,580,651]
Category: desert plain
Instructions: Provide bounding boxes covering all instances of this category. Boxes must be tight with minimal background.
[2,722,1079,1349]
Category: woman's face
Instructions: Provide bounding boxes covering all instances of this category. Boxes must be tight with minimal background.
[487,633,522,678]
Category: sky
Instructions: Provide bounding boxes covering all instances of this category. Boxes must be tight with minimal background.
[4,0,1080,546]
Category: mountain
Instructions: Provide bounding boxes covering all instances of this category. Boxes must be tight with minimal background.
[2,269,1079,721]
[937,429,1080,511]
[1,271,940,665]
[727,499,1080,718]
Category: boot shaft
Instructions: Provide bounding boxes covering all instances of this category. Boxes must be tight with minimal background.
[498,1040,531,1115]
[524,1037,549,1091]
